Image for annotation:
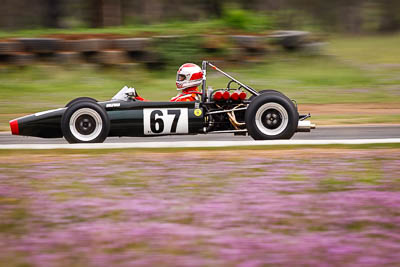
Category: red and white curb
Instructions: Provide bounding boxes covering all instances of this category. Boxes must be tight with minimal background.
[0,139,399,149]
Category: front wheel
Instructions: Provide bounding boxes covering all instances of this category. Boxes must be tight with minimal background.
[65,97,97,107]
[61,102,110,143]
[245,93,298,140]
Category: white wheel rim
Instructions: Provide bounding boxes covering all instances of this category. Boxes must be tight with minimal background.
[255,102,289,136]
[69,108,103,141]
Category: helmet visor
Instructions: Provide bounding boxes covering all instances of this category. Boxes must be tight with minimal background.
[177,74,186,82]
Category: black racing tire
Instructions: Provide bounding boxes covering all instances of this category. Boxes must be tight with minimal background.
[249,90,284,101]
[61,102,110,143]
[65,97,97,107]
[245,93,298,140]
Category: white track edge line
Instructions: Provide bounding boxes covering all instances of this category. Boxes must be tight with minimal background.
[0,139,400,149]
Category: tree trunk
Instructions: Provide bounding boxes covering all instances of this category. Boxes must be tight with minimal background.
[102,0,122,26]
[379,0,400,32]
[89,0,103,27]
[43,0,62,28]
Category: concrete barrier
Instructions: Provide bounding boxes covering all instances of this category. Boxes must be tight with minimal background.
[112,38,151,51]
[55,51,82,64]
[96,50,128,65]
[268,30,309,50]
[11,52,36,66]
[0,32,320,66]
[14,38,61,53]
[0,41,22,55]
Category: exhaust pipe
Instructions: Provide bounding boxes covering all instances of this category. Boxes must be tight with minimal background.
[297,120,316,132]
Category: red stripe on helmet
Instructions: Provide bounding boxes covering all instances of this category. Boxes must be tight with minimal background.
[190,72,203,80]
[179,63,196,72]
[9,119,19,135]
[182,63,196,68]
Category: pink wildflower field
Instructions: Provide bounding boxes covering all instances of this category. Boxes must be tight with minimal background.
[0,148,399,267]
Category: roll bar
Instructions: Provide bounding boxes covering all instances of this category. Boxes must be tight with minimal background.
[201,61,260,102]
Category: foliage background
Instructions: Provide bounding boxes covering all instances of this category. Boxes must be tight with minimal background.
[1,0,399,34]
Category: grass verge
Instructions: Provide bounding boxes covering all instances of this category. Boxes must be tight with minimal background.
[1,143,400,155]
[1,34,400,130]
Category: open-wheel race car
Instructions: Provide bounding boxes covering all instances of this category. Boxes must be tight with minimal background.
[9,61,315,143]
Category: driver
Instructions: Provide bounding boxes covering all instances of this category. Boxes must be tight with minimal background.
[171,63,203,102]
[132,63,203,102]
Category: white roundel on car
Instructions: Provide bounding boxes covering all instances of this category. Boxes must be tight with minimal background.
[143,108,189,135]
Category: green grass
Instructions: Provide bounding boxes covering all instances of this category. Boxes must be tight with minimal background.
[0,22,217,38]
[0,8,276,39]
[0,18,267,39]
[326,34,400,65]
[226,56,400,104]
[1,34,400,130]
[0,55,398,109]
[313,114,400,125]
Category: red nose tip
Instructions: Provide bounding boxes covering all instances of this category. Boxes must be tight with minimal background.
[9,119,19,135]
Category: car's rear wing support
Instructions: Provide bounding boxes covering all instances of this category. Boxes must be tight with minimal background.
[201,61,208,102]
[201,61,260,103]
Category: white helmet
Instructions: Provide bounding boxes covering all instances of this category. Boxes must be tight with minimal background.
[176,63,203,90]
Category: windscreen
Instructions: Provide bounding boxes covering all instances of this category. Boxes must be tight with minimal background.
[112,86,130,101]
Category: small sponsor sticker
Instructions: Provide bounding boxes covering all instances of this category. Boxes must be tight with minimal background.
[194,109,202,117]
[106,103,121,108]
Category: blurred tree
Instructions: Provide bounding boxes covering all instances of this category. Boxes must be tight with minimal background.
[142,0,162,23]
[0,0,400,33]
[43,0,62,28]
[88,0,102,27]
[379,0,400,32]
[0,0,13,29]
[103,0,122,26]
[88,0,121,27]
[206,0,224,18]
[285,0,366,32]
[338,0,364,33]
[0,0,42,29]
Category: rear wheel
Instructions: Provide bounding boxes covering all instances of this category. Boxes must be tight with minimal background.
[61,102,110,143]
[245,93,298,140]
[249,90,284,101]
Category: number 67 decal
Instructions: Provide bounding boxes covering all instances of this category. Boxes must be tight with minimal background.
[143,108,188,135]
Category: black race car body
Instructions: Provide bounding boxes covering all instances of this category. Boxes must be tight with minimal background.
[10,61,315,143]
[12,100,205,138]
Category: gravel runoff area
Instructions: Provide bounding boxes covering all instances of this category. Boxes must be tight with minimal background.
[0,148,400,266]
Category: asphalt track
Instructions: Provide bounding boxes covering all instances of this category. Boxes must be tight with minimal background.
[0,125,399,144]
